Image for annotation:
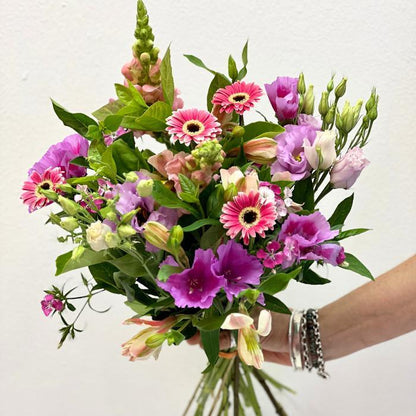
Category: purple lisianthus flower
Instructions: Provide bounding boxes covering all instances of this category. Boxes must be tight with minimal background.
[212,240,263,302]
[297,114,322,130]
[158,249,225,309]
[278,212,343,268]
[29,134,89,178]
[271,125,317,181]
[265,77,299,122]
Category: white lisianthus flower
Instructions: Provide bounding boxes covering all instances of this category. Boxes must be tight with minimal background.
[86,221,112,251]
[303,129,337,170]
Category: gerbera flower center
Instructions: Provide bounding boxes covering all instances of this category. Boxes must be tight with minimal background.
[35,180,53,197]
[228,92,250,104]
[183,120,205,136]
[239,207,261,228]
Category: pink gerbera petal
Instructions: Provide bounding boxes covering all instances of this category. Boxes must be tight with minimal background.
[212,81,263,115]
[21,167,65,213]
[220,191,277,245]
[166,108,222,146]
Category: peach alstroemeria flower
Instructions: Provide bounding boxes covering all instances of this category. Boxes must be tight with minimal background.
[221,310,272,369]
[121,317,175,361]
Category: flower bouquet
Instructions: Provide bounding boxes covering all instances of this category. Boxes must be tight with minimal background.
[22,1,378,415]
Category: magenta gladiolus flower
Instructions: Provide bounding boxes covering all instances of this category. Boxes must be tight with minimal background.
[271,125,317,181]
[41,294,63,316]
[212,240,263,301]
[278,212,343,268]
[157,249,225,309]
[265,77,299,122]
[29,134,89,178]
[330,147,370,189]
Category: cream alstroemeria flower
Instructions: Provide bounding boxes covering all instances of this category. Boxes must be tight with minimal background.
[221,310,272,369]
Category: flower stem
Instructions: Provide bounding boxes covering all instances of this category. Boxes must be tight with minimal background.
[182,374,205,416]
[233,357,240,416]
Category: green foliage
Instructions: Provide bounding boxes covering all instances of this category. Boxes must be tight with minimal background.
[200,329,220,366]
[292,177,314,211]
[336,228,370,240]
[157,265,182,282]
[206,186,225,218]
[92,100,124,121]
[243,121,284,140]
[228,55,238,81]
[237,40,249,80]
[328,194,354,227]
[160,46,174,108]
[121,101,172,131]
[51,99,97,137]
[182,218,221,232]
[298,268,331,285]
[258,267,302,295]
[200,225,225,250]
[262,294,291,314]
[110,139,141,175]
[207,73,231,112]
[55,249,108,276]
[183,54,218,75]
[340,253,374,280]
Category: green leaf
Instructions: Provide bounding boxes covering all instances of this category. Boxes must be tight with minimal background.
[160,46,174,108]
[179,192,200,203]
[103,114,123,131]
[336,228,370,240]
[328,194,354,227]
[100,146,117,181]
[125,300,151,316]
[167,330,185,346]
[108,255,147,277]
[200,225,225,250]
[258,267,301,295]
[121,101,171,131]
[243,121,284,140]
[92,99,124,121]
[55,249,107,276]
[262,294,291,314]
[51,99,97,136]
[183,54,217,75]
[182,218,221,232]
[200,329,220,366]
[206,185,225,218]
[157,264,182,282]
[152,181,200,217]
[228,55,238,81]
[340,253,374,280]
[67,175,99,186]
[241,40,248,66]
[115,83,147,109]
[207,73,231,112]
[70,156,89,167]
[85,125,103,141]
[178,174,198,197]
[292,177,314,211]
[298,268,331,285]
[194,314,226,331]
[110,139,140,175]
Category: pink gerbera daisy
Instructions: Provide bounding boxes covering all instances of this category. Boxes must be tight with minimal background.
[166,108,221,146]
[21,167,65,213]
[220,191,277,245]
[212,81,263,115]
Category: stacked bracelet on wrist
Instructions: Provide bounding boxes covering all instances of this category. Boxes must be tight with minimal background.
[288,309,329,379]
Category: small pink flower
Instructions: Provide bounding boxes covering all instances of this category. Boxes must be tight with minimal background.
[220,192,277,245]
[166,108,221,146]
[212,81,263,115]
[257,241,283,268]
[41,294,63,316]
[21,167,65,213]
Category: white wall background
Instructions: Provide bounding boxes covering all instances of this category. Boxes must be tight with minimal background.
[1,0,415,415]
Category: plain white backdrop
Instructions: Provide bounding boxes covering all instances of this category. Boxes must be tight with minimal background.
[1,0,415,415]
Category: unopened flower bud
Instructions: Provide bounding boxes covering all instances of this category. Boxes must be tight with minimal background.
[105,232,120,248]
[118,224,137,239]
[365,90,377,112]
[242,138,277,164]
[121,209,138,224]
[140,52,151,64]
[124,171,139,183]
[71,245,85,261]
[303,85,315,115]
[327,77,334,92]
[56,183,73,194]
[145,334,166,348]
[136,179,154,197]
[297,72,306,95]
[335,77,347,98]
[318,91,330,117]
[145,39,154,49]
[40,189,58,201]
[60,217,79,232]
[231,125,245,138]
[58,195,81,216]
[167,225,184,255]
[325,106,336,125]
[192,140,224,167]
[224,183,238,201]
[368,104,378,121]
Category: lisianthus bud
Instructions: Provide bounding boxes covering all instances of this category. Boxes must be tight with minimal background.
[86,221,113,251]
[327,77,334,92]
[303,85,315,115]
[105,232,121,248]
[297,72,306,94]
[241,138,277,164]
[231,125,245,138]
[368,98,378,121]
[330,147,370,189]
[365,90,377,112]
[339,100,362,133]
[58,195,81,216]
[60,217,79,232]
[304,130,337,170]
[136,179,154,197]
[335,77,347,98]
[71,245,85,261]
[318,91,329,117]
[124,171,139,183]
[325,105,336,125]
[118,224,137,238]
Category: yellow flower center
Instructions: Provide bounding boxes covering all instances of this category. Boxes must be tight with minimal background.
[228,92,250,104]
[294,154,302,162]
[35,180,53,198]
[239,207,260,229]
[183,120,205,136]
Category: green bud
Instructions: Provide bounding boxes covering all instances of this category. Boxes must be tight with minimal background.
[139,52,151,64]
[192,139,224,167]
[104,232,120,249]
[136,179,154,197]
[48,212,62,225]
[297,72,306,94]
[231,125,245,139]
[71,245,85,261]
[60,217,79,232]
[224,183,238,201]
[303,85,315,115]
[167,225,184,255]
[121,209,137,224]
[150,47,160,62]
[139,28,148,39]
[40,189,58,201]
[118,224,137,239]
[365,90,376,112]
[56,183,74,194]
[324,105,336,125]
[335,112,344,131]
[145,334,166,348]
[124,171,139,183]
[368,103,378,121]
[327,76,334,92]
[237,289,261,304]
[318,91,330,117]
[335,77,347,98]
[58,195,80,216]
[362,114,370,129]
[145,39,154,49]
